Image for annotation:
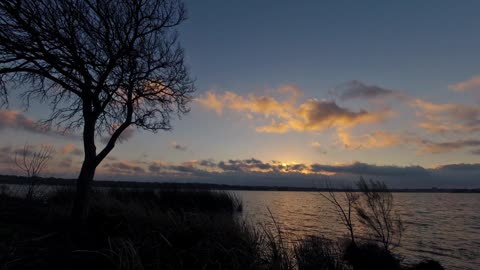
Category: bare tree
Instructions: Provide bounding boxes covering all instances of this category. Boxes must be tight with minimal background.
[355,178,404,251]
[14,143,54,199]
[0,0,194,222]
[320,182,359,246]
[320,178,404,252]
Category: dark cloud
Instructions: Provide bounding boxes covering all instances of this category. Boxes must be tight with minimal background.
[433,163,480,172]
[103,161,145,175]
[199,159,216,167]
[97,157,480,189]
[218,160,244,172]
[333,81,395,101]
[418,139,480,154]
[244,158,273,170]
[293,99,387,132]
[218,159,276,172]
[171,141,187,151]
[148,162,165,173]
[286,164,308,172]
[310,162,429,177]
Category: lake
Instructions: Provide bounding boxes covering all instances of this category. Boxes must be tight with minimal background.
[235,191,480,270]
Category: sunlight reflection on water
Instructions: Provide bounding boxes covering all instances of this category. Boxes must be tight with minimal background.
[235,191,480,270]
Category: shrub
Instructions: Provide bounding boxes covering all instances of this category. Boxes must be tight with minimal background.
[343,242,401,270]
[294,235,346,270]
[259,222,294,270]
[411,259,445,270]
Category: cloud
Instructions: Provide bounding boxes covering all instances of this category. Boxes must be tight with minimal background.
[94,157,480,188]
[203,91,293,118]
[199,159,217,167]
[255,121,292,133]
[333,80,396,101]
[171,141,187,151]
[337,130,403,150]
[101,126,136,144]
[0,109,48,133]
[310,162,429,177]
[417,138,480,154]
[198,86,389,134]
[449,75,480,92]
[59,144,83,156]
[102,161,146,175]
[284,163,309,172]
[311,142,322,148]
[148,161,167,173]
[277,84,302,98]
[217,158,298,173]
[434,163,480,172]
[412,99,480,134]
[291,99,389,132]
[0,110,79,138]
[196,91,225,114]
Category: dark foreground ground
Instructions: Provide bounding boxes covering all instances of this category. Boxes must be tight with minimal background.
[0,185,445,270]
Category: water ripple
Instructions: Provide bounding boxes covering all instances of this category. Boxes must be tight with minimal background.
[237,191,480,270]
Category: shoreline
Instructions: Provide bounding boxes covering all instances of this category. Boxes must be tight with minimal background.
[1,174,479,193]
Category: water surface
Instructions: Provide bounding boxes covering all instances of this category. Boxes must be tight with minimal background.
[236,191,480,270]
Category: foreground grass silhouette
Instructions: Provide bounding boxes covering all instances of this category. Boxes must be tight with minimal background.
[0,186,444,270]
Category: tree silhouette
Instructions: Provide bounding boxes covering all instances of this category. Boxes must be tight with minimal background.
[355,178,404,251]
[14,143,54,199]
[0,0,194,222]
[320,183,359,246]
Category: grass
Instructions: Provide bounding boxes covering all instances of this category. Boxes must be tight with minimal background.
[0,187,253,270]
[0,185,445,270]
[47,187,243,215]
[294,235,347,270]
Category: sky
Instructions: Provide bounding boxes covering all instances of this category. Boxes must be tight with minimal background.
[1,0,480,188]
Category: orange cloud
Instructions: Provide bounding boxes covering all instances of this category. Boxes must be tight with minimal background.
[196,91,224,114]
[59,144,83,156]
[198,87,389,134]
[337,130,402,150]
[0,109,46,133]
[199,90,294,119]
[412,98,480,134]
[449,75,480,92]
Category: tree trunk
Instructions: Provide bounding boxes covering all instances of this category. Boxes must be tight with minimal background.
[72,107,97,225]
[71,159,97,224]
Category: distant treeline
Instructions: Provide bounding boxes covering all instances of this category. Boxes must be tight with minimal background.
[0,174,478,193]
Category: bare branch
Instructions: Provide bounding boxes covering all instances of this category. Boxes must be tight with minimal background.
[14,143,54,199]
